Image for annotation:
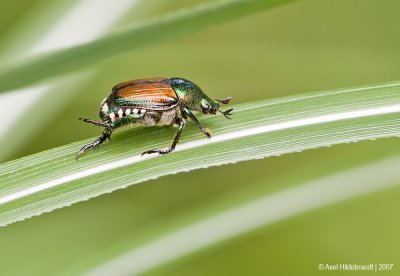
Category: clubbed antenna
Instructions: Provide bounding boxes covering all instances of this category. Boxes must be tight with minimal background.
[218,108,233,119]
[215,97,232,104]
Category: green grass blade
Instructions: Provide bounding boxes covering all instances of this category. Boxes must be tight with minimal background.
[85,154,400,275]
[1,81,400,226]
[0,0,297,93]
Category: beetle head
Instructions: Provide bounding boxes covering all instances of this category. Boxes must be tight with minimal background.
[200,98,219,115]
[201,97,233,119]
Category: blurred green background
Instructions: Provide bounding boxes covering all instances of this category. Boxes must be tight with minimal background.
[1,0,400,275]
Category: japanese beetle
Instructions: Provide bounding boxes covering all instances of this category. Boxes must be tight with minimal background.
[77,77,233,159]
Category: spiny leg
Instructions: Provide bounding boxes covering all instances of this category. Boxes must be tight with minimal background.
[78,118,109,127]
[142,118,185,156]
[76,118,112,160]
[76,128,112,159]
[183,108,211,138]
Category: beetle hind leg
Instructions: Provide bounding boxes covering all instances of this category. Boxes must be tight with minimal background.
[142,118,185,156]
[79,118,109,127]
[76,121,113,160]
[76,129,112,160]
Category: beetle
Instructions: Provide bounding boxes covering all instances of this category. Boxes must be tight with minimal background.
[76,77,233,159]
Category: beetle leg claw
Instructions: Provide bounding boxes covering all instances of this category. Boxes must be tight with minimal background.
[76,144,94,160]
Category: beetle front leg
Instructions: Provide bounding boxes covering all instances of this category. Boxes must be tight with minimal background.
[142,118,186,156]
[183,108,211,138]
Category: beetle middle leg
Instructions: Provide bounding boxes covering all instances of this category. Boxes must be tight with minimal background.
[142,118,185,156]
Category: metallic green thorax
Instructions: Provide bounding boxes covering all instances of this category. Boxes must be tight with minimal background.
[170,78,220,114]
[77,77,232,159]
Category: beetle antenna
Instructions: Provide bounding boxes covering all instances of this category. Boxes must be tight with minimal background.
[215,97,232,104]
[218,108,233,119]
[79,118,109,127]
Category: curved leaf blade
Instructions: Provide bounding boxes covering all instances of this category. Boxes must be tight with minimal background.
[0,0,297,93]
[85,154,400,275]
